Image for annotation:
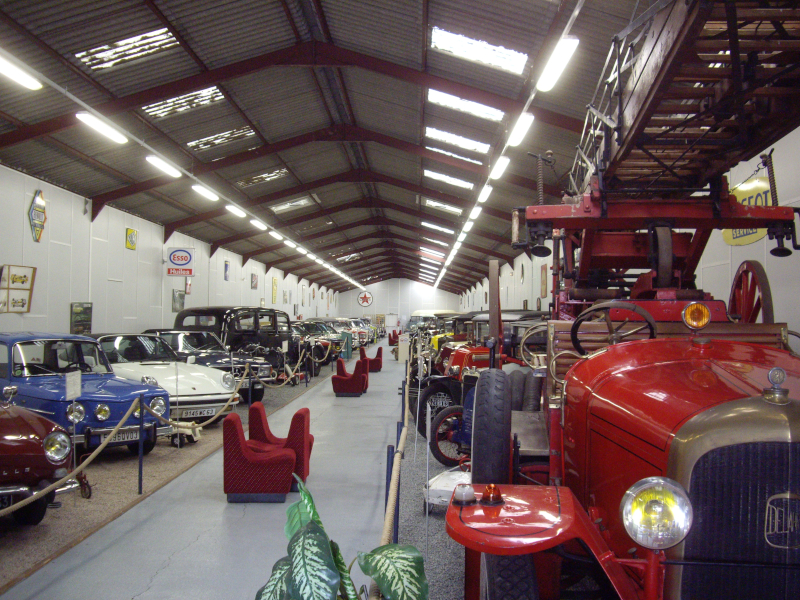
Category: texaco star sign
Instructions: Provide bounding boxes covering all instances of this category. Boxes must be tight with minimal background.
[357,291,373,307]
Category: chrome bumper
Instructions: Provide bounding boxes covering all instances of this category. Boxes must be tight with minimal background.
[76,424,172,444]
[0,478,79,500]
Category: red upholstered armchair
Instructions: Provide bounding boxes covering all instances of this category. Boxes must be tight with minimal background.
[248,403,314,485]
[223,413,295,503]
[331,358,367,396]
[359,346,382,372]
[388,331,398,346]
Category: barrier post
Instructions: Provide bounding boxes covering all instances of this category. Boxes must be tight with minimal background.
[385,445,394,510]
[248,366,253,407]
[400,379,406,424]
[396,421,403,455]
[138,395,144,495]
[393,469,400,544]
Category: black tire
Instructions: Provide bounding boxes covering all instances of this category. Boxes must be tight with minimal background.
[127,436,157,455]
[522,371,543,412]
[429,405,465,467]
[508,369,528,411]
[12,498,48,526]
[312,347,324,375]
[480,553,539,600]
[471,369,511,485]
[416,383,453,438]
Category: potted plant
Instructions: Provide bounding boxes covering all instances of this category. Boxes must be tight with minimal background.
[257,477,428,600]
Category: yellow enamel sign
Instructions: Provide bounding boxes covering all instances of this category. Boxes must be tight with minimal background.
[723,177,770,246]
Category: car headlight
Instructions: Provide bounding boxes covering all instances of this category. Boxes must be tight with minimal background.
[221,372,235,390]
[66,403,85,423]
[141,375,158,386]
[448,365,461,376]
[682,302,710,330]
[620,476,693,550]
[150,396,167,416]
[42,432,71,464]
[94,403,111,421]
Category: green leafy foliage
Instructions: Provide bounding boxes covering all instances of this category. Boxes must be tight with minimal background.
[287,520,340,600]
[330,541,359,600]
[285,499,314,540]
[294,475,324,531]
[357,545,428,600]
[256,556,291,600]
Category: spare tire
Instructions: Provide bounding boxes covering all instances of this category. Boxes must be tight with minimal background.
[521,371,543,412]
[480,553,539,600]
[471,369,511,485]
[415,383,453,438]
[508,369,528,411]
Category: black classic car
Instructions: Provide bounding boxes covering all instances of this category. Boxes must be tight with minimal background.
[142,329,273,403]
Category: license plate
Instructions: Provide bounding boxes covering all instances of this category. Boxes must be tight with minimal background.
[102,430,139,443]
[181,408,216,418]
[0,494,14,508]
[240,379,250,388]
[429,397,450,408]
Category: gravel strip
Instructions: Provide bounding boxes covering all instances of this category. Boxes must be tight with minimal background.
[0,358,348,593]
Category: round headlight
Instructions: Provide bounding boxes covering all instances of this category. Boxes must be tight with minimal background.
[221,372,235,390]
[620,476,693,550]
[43,432,71,464]
[150,396,167,416]
[448,365,461,376]
[66,403,85,423]
[141,375,159,386]
[94,403,111,421]
[683,302,710,330]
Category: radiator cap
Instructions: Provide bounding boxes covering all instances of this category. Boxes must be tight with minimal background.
[762,367,790,405]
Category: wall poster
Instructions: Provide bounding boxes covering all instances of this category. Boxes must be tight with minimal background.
[251,273,258,290]
[224,260,230,281]
[28,190,46,242]
[0,265,37,313]
[172,289,185,313]
[272,277,278,304]
[69,302,93,334]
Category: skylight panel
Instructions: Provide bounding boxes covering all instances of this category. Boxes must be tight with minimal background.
[428,89,504,122]
[187,126,255,151]
[426,146,483,165]
[421,221,454,235]
[423,198,462,216]
[430,27,528,75]
[238,168,289,188]
[420,246,445,258]
[422,237,448,248]
[76,28,179,70]
[141,87,224,119]
[424,170,474,190]
[426,127,489,154]
[336,253,361,263]
[271,197,314,214]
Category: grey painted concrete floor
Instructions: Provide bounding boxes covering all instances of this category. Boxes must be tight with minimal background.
[1,340,406,600]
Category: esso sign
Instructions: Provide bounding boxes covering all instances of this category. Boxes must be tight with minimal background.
[166,247,194,277]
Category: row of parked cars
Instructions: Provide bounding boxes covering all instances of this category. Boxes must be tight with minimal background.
[0,306,382,526]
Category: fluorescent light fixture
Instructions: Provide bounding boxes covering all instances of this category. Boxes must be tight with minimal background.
[477,185,493,203]
[284,240,297,249]
[191,185,219,201]
[315,258,324,264]
[536,36,579,92]
[458,232,467,242]
[430,27,528,75]
[146,155,181,178]
[238,168,290,188]
[297,247,308,255]
[427,89,504,122]
[423,198,462,216]
[75,28,179,70]
[507,112,535,147]
[424,170,474,190]
[463,220,475,232]
[420,256,440,265]
[420,246,445,257]
[489,156,510,179]
[426,146,483,165]
[325,264,334,269]
[250,219,267,230]
[225,205,246,218]
[307,254,316,261]
[0,54,42,90]
[187,126,255,151]
[454,241,462,250]
[142,86,224,118]
[469,206,482,219]
[75,112,128,144]
[421,221,454,235]
[422,237,448,248]
[426,127,489,154]
[445,255,454,266]
[268,230,283,240]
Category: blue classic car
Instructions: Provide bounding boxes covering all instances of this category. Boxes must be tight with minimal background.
[0,333,171,455]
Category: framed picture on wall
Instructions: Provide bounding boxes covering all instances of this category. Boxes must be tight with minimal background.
[301,284,305,306]
[272,278,278,304]
[251,273,258,290]
[172,289,185,313]
[541,264,548,297]
[69,302,93,335]
[224,260,230,281]
[283,290,288,303]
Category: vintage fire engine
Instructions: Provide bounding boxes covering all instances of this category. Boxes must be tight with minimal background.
[446,2,800,599]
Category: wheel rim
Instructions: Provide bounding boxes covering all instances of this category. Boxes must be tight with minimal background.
[729,260,774,323]
[432,411,463,463]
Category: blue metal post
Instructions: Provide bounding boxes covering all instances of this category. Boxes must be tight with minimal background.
[385,445,394,510]
[138,394,144,495]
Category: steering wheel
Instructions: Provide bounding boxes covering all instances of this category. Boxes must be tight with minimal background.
[570,301,658,356]
[65,361,93,373]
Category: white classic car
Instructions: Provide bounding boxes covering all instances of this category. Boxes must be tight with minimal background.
[94,334,239,423]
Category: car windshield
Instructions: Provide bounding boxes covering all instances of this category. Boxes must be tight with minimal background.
[159,331,224,353]
[302,322,326,334]
[12,340,112,376]
[292,324,309,336]
[100,335,178,363]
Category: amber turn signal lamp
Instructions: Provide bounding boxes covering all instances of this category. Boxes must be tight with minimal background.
[682,302,710,330]
[479,484,504,506]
